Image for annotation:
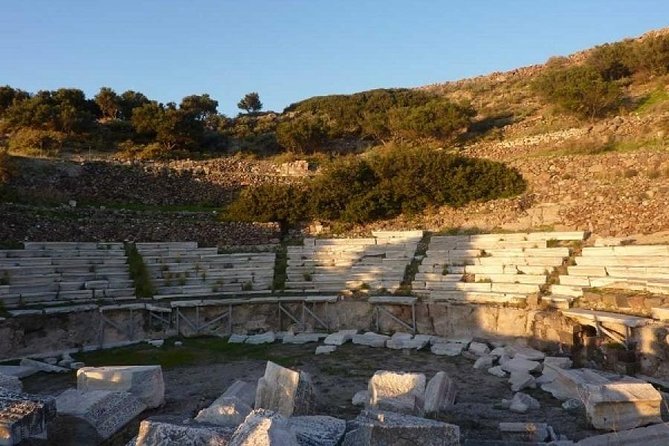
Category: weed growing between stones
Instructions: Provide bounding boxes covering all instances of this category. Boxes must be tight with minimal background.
[124,242,155,298]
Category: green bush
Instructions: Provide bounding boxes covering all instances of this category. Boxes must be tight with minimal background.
[534,65,623,120]
[8,128,67,155]
[124,243,154,298]
[225,147,526,226]
[275,113,329,153]
[387,100,474,140]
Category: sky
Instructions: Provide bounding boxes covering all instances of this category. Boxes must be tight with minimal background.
[1,1,668,115]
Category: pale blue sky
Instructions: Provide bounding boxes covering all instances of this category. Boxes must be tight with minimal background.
[1,1,667,115]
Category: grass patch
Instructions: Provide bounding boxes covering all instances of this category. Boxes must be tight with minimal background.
[124,242,155,298]
[636,87,669,114]
[74,336,308,369]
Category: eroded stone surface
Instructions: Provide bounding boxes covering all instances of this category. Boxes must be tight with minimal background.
[368,370,426,415]
[0,374,22,393]
[195,380,256,427]
[0,389,56,446]
[323,330,358,346]
[254,361,315,417]
[77,365,165,409]
[245,331,276,345]
[583,382,662,431]
[431,342,464,356]
[289,415,346,446]
[424,371,456,415]
[352,332,390,348]
[342,409,460,446]
[229,409,298,446]
[577,422,669,445]
[315,345,336,355]
[133,417,234,446]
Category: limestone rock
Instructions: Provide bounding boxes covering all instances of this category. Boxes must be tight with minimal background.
[577,422,669,445]
[352,390,369,407]
[509,392,541,413]
[195,380,256,427]
[386,333,430,350]
[229,409,299,446]
[315,345,336,355]
[368,370,426,415]
[489,347,506,357]
[583,382,662,431]
[254,361,315,417]
[289,415,346,446]
[431,342,464,356]
[19,358,69,373]
[509,372,536,392]
[0,373,22,393]
[562,398,584,411]
[245,331,276,345]
[423,371,456,415]
[501,357,542,374]
[323,329,358,346]
[228,334,248,344]
[133,418,234,446]
[487,366,507,378]
[342,409,460,446]
[0,365,37,378]
[77,365,165,409]
[283,333,322,345]
[0,389,56,446]
[352,332,390,348]
[508,345,546,361]
[53,389,146,444]
[468,341,490,356]
[473,356,494,370]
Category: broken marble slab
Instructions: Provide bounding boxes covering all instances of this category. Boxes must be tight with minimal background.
[245,331,276,345]
[352,332,390,348]
[509,371,537,392]
[0,373,22,393]
[583,382,662,431]
[19,358,69,374]
[342,409,460,446]
[473,355,495,370]
[323,329,358,346]
[283,333,322,345]
[507,345,546,361]
[538,357,574,384]
[195,380,257,427]
[577,422,669,445]
[488,366,507,378]
[0,389,56,446]
[368,370,426,415]
[132,417,234,446]
[228,334,248,344]
[508,392,541,414]
[541,368,617,401]
[501,357,542,375]
[289,415,347,446]
[315,345,336,355]
[77,365,165,409]
[53,389,146,444]
[254,361,315,417]
[468,341,491,356]
[386,333,431,350]
[423,371,457,415]
[431,342,465,356]
[0,366,37,379]
[229,409,298,446]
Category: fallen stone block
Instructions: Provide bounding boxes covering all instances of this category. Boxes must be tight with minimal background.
[289,415,347,446]
[342,409,460,446]
[577,422,669,445]
[229,409,299,446]
[52,389,146,444]
[508,392,541,414]
[509,372,536,392]
[77,365,165,409]
[541,368,617,401]
[431,342,465,356]
[499,422,550,443]
[352,332,390,348]
[245,331,276,345]
[473,355,495,370]
[228,334,248,344]
[195,380,257,427]
[0,373,22,393]
[423,371,456,415]
[19,358,69,374]
[583,382,662,431]
[501,357,542,374]
[386,333,431,350]
[468,341,490,356]
[255,361,315,417]
[132,417,234,446]
[508,345,546,361]
[0,366,37,378]
[487,366,507,378]
[352,390,369,407]
[368,370,426,415]
[489,346,506,357]
[146,339,164,348]
[315,345,336,355]
[323,329,358,346]
[283,333,322,345]
[0,389,56,446]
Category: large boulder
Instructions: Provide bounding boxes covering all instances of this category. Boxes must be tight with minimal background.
[255,361,316,417]
[368,370,426,415]
[195,380,257,427]
[342,409,460,446]
[0,389,56,446]
[77,365,165,408]
[229,409,299,446]
[423,371,457,416]
[132,417,234,446]
[52,389,146,444]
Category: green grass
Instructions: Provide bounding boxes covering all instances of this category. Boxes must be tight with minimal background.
[636,87,669,114]
[74,336,308,369]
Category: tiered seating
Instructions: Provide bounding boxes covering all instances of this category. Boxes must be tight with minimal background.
[414,232,585,305]
[137,242,275,298]
[0,242,134,308]
[552,245,669,306]
[285,231,422,293]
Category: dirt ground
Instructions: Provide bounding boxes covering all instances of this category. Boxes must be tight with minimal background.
[22,341,609,444]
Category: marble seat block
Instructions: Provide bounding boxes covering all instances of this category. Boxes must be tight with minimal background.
[77,365,165,409]
[368,370,426,415]
[584,382,662,431]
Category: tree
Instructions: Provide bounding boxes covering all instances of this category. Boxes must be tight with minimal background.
[237,92,262,113]
[275,113,329,153]
[118,90,150,120]
[95,87,121,120]
[180,94,218,121]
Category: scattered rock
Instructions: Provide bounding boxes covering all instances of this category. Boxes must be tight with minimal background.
[352,332,390,348]
[508,345,546,361]
[368,370,426,415]
[255,361,315,417]
[352,390,369,407]
[132,417,234,446]
[323,329,358,346]
[423,371,457,415]
[228,334,248,344]
[468,342,490,356]
[195,380,256,427]
[289,415,347,446]
[146,339,165,348]
[229,409,299,446]
[20,358,69,374]
[245,331,276,345]
[473,355,495,370]
[0,389,56,445]
[0,373,22,393]
[509,392,541,414]
[562,398,584,411]
[509,372,536,392]
[487,366,507,378]
[315,345,336,355]
[430,342,464,356]
[501,357,542,374]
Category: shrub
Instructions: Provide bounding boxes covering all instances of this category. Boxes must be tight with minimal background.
[8,128,67,155]
[275,113,329,153]
[124,243,154,298]
[225,147,526,226]
[534,65,623,120]
[587,42,633,81]
[388,100,474,140]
